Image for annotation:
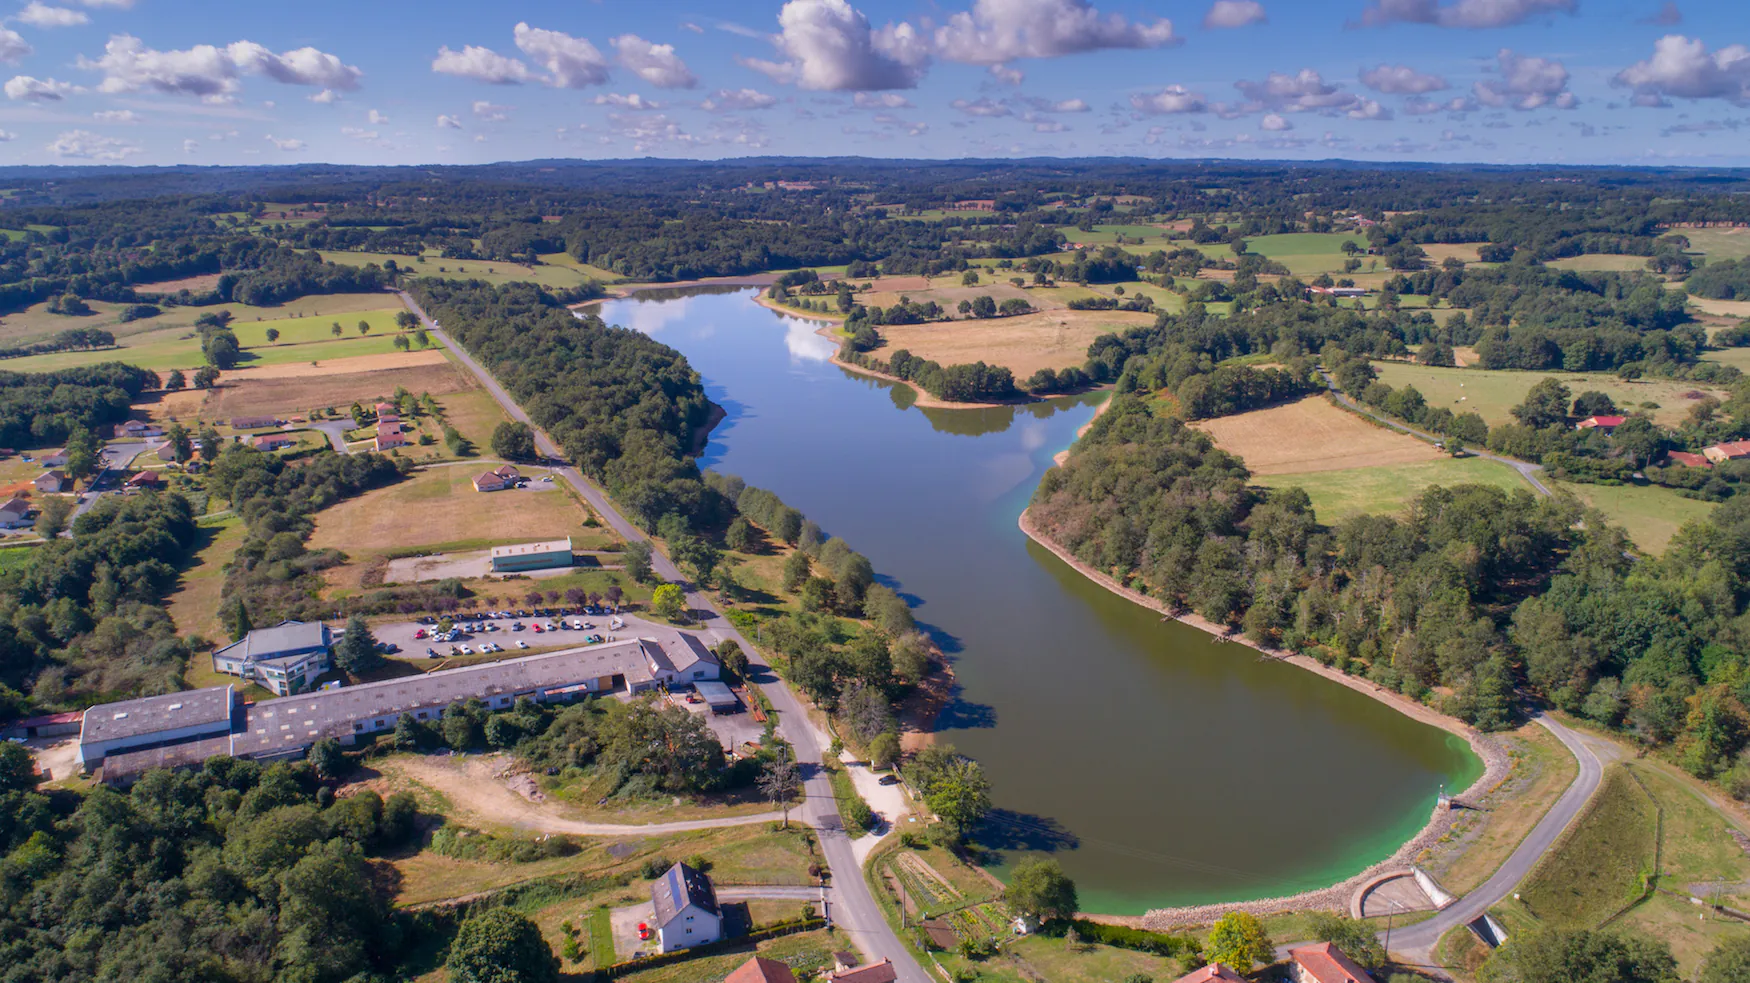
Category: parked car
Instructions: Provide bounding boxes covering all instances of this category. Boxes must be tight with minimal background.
[511,622,525,631]
[414,629,427,639]
[878,774,901,786]
[516,639,529,649]
[426,648,439,658]
[457,645,472,655]
[532,624,544,633]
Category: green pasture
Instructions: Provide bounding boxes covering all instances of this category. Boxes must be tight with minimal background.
[1681,228,1750,262]
[229,307,407,346]
[1054,224,1176,246]
[1241,232,1369,276]
[1546,254,1655,273]
[1369,361,1725,429]
[319,250,598,289]
[1257,456,1531,524]
[1554,480,1715,555]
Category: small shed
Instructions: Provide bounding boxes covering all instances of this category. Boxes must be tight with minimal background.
[694,680,740,714]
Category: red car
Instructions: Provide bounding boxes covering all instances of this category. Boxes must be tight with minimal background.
[532,624,544,633]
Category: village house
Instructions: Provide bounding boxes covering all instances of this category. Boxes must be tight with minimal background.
[1703,440,1750,464]
[1289,942,1376,983]
[1169,965,1247,983]
[374,401,396,417]
[0,496,32,528]
[374,420,409,451]
[651,861,722,952]
[1575,415,1626,434]
[1664,450,1711,468]
[252,434,296,451]
[125,470,163,489]
[209,620,334,697]
[37,449,68,467]
[473,471,511,492]
[114,420,164,439]
[827,957,897,983]
[726,956,797,983]
[33,470,68,493]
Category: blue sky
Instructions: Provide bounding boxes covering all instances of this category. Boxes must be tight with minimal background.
[0,0,1744,166]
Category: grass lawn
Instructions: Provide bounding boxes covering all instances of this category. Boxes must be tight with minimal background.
[320,250,599,290]
[1242,232,1368,276]
[610,929,840,983]
[228,307,407,346]
[1257,456,1532,523]
[1512,764,1658,929]
[1553,480,1715,555]
[166,514,245,644]
[537,252,627,283]
[1054,223,1176,247]
[1421,722,1579,896]
[1546,254,1655,273]
[1003,934,1187,983]
[309,466,600,554]
[1683,227,1750,262]
[1369,361,1725,429]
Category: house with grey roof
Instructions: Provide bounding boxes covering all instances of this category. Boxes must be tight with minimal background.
[211,620,333,696]
[0,496,32,529]
[651,861,721,953]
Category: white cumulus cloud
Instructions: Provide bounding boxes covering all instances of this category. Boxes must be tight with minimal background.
[514,23,611,88]
[5,75,74,100]
[0,28,30,63]
[472,99,510,121]
[1614,34,1750,106]
[79,35,362,98]
[745,0,929,91]
[47,128,137,159]
[1129,84,1208,114]
[432,44,534,85]
[1260,112,1292,130]
[264,134,305,151]
[91,108,136,121]
[367,108,388,124]
[933,0,1177,65]
[309,88,341,104]
[1356,0,1574,28]
[593,92,664,110]
[951,96,1012,117]
[853,91,911,108]
[1359,63,1448,94]
[1473,48,1576,110]
[436,114,462,129]
[700,87,778,111]
[1204,0,1266,28]
[17,2,89,27]
[612,34,695,88]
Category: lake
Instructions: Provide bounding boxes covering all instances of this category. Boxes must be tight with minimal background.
[596,287,1482,914]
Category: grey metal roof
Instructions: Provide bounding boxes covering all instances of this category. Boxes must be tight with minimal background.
[100,735,233,781]
[212,620,331,664]
[652,861,719,925]
[695,680,737,706]
[81,687,233,744]
[230,638,666,756]
[657,633,718,676]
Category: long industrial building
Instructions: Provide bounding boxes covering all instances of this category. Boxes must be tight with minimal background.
[79,635,719,785]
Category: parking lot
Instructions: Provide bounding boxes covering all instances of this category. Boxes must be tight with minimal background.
[372,607,641,659]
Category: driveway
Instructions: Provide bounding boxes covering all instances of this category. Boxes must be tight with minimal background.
[310,420,353,454]
[1384,714,1613,967]
[399,290,934,983]
[70,440,148,527]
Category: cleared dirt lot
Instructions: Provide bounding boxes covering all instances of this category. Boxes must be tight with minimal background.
[876,308,1154,378]
[309,466,596,554]
[1193,395,1442,475]
[203,359,473,418]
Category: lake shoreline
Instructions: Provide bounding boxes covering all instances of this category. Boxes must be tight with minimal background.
[1016,506,1509,925]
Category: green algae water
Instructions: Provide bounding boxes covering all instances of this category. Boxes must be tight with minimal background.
[598,287,1483,914]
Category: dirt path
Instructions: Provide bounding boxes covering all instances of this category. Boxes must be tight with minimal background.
[382,754,784,835]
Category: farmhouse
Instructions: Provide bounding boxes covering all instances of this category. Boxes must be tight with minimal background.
[37,449,67,467]
[473,471,512,492]
[34,470,67,493]
[1168,966,1247,983]
[76,686,236,769]
[210,620,334,696]
[490,536,573,572]
[81,637,720,779]
[727,957,798,983]
[125,470,163,489]
[1288,943,1376,983]
[827,959,897,983]
[1664,451,1712,468]
[1703,440,1750,464]
[374,421,409,451]
[1576,415,1626,433]
[114,420,163,439]
[252,434,296,451]
[230,416,281,429]
[651,861,722,953]
[374,401,396,417]
[0,496,32,528]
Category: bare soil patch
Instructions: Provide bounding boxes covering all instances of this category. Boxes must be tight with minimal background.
[218,349,448,380]
[204,360,473,418]
[135,272,226,294]
[135,388,207,422]
[876,308,1153,379]
[1192,396,1441,475]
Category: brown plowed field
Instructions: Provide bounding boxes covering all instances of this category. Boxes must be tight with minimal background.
[1192,396,1441,475]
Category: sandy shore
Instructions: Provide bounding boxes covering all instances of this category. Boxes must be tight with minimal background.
[1053,390,1115,466]
[1017,506,1509,925]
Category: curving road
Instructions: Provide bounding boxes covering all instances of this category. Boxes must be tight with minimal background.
[396,291,934,983]
[1385,714,1615,968]
[1319,369,1552,496]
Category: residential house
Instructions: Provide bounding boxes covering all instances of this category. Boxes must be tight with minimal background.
[374,401,396,417]
[252,434,296,451]
[492,464,521,482]
[1307,286,1369,298]
[1576,415,1626,434]
[651,861,722,953]
[33,470,68,493]
[377,412,400,424]
[209,620,334,697]
[727,957,797,983]
[1665,450,1712,468]
[827,958,897,983]
[1289,942,1377,983]
[1703,440,1750,464]
[37,449,68,467]
[374,421,408,451]
[473,470,512,492]
[115,420,164,439]
[156,444,200,464]
[0,496,32,528]
[1169,966,1248,983]
[125,470,163,489]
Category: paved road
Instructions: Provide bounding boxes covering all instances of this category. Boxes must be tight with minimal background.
[1319,370,1552,496]
[1386,714,1614,967]
[68,440,149,528]
[309,420,354,454]
[397,291,933,983]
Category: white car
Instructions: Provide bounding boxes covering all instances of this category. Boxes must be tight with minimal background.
[457,644,472,655]
[516,639,529,649]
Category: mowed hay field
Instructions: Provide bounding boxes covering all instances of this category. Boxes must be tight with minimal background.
[876,308,1155,378]
[1554,480,1715,555]
[1682,227,1750,262]
[1546,254,1655,273]
[308,466,594,554]
[1370,362,1725,429]
[1193,395,1441,475]
[1241,232,1367,276]
[319,250,600,290]
[202,355,471,418]
[1257,456,1532,522]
